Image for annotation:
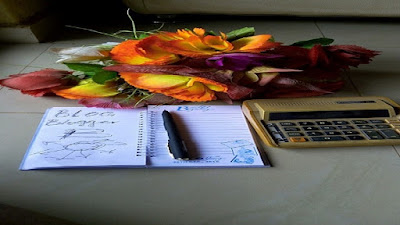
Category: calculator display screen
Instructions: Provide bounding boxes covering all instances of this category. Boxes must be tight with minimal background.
[269,110,390,120]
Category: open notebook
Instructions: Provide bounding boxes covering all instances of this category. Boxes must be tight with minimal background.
[20,105,269,170]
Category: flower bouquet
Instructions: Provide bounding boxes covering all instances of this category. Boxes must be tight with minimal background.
[0,21,379,108]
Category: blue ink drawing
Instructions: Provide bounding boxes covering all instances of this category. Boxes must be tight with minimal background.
[221,140,257,164]
[33,128,126,160]
[33,139,127,160]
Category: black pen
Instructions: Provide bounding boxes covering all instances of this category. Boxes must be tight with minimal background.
[162,110,189,160]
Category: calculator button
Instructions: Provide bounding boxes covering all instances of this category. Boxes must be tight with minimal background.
[311,136,346,141]
[302,126,319,131]
[299,122,315,126]
[264,123,278,132]
[284,127,300,131]
[380,129,400,139]
[272,132,286,141]
[325,131,342,135]
[307,131,324,136]
[333,121,349,125]
[369,119,386,123]
[320,126,336,130]
[267,126,278,133]
[338,125,354,130]
[316,121,332,125]
[343,130,360,135]
[347,135,365,140]
[352,120,369,124]
[287,132,304,137]
[280,122,296,126]
[289,137,308,142]
[374,124,392,129]
[362,130,384,140]
[357,125,374,129]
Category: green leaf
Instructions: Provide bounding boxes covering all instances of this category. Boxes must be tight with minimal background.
[291,38,334,49]
[92,71,118,84]
[64,63,117,84]
[204,30,217,36]
[64,63,105,75]
[226,27,255,41]
[138,33,150,39]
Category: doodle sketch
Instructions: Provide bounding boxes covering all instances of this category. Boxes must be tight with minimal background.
[32,129,126,160]
[221,140,258,164]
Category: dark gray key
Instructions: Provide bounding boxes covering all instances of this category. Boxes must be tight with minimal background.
[347,135,365,140]
[284,127,300,131]
[311,136,346,141]
[333,121,349,125]
[338,125,354,130]
[280,122,296,126]
[343,130,360,135]
[320,126,337,130]
[299,122,315,126]
[302,126,319,131]
[307,131,324,136]
[369,119,386,123]
[352,120,369,124]
[316,121,332,125]
[374,124,391,129]
[380,129,400,139]
[357,125,374,129]
[287,132,304,137]
[325,131,341,135]
[362,130,384,140]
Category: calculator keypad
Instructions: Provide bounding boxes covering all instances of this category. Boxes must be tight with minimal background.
[263,118,400,144]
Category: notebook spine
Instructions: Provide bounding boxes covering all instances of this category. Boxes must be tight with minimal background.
[136,111,146,157]
[147,110,157,157]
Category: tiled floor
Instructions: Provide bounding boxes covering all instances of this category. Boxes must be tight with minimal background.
[1,16,400,225]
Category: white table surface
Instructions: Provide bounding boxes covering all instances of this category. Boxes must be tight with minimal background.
[1,17,400,225]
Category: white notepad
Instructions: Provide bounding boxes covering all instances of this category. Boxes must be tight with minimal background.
[20,105,268,170]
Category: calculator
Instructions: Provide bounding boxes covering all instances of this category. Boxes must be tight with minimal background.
[242,96,400,148]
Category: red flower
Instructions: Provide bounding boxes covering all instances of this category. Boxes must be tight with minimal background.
[0,69,72,96]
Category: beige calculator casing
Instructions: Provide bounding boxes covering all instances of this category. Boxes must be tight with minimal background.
[242,96,400,148]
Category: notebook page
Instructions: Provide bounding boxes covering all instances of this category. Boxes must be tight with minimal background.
[147,105,265,167]
[20,107,147,170]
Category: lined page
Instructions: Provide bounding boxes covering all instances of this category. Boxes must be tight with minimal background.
[147,105,265,167]
[20,107,147,170]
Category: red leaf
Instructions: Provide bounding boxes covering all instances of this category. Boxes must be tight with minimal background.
[266,46,310,69]
[309,44,329,67]
[325,45,380,68]
[225,83,253,100]
[0,69,72,96]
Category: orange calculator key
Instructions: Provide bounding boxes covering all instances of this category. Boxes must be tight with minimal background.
[289,137,308,142]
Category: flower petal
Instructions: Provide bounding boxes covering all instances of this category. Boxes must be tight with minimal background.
[52,44,113,63]
[110,39,179,65]
[153,29,233,57]
[232,34,281,52]
[52,79,119,99]
[206,53,283,71]
[119,72,227,102]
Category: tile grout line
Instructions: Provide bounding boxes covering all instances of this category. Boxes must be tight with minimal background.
[393,146,400,158]
[24,43,57,69]
[344,71,363,97]
[313,20,325,37]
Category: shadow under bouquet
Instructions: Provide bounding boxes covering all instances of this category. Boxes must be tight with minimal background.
[0,24,379,108]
